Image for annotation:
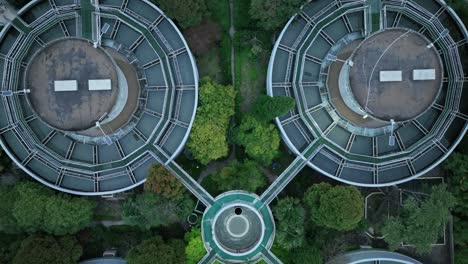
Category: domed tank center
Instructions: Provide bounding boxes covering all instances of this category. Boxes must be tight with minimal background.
[214,204,263,253]
[202,191,275,262]
[345,28,444,122]
[26,38,124,132]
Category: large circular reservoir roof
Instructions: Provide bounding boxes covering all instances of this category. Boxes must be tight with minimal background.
[267,0,468,186]
[0,0,198,195]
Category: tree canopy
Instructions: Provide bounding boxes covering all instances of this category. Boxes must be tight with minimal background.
[126,236,185,264]
[234,115,280,166]
[152,0,206,28]
[12,235,82,264]
[291,244,323,264]
[212,160,266,193]
[0,186,19,234]
[122,192,194,229]
[249,0,304,30]
[144,164,185,201]
[273,197,305,250]
[304,183,364,231]
[8,182,95,235]
[444,153,468,217]
[382,184,456,253]
[184,228,206,264]
[252,95,295,122]
[187,78,235,164]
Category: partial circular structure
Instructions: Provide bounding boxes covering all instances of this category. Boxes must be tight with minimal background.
[202,191,275,263]
[0,0,198,195]
[326,249,422,264]
[267,0,468,186]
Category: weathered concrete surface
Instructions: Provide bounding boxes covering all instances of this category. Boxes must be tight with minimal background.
[26,39,118,131]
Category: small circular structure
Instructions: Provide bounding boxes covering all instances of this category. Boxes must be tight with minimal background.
[267,0,468,187]
[26,38,119,131]
[202,191,275,263]
[348,29,443,122]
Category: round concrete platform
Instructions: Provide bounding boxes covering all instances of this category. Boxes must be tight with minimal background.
[349,29,443,122]
[214,205,262,253]
[26,38,119,131]
[202,191,275,263]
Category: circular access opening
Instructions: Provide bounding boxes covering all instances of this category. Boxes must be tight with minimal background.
[26,38,119,131]
[348,28,443,122]
[235,207,242,215]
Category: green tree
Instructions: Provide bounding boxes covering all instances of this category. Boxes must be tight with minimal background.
[185,228,206,263]
[0,186,19,233]
[0,234,24,264]
[12,235,82,264]
[12,182,95,235]
[123,192,194,229]
[304,183,364,231]
[187,78,235,164]
[234,116,280,166]
[444,153,468,217]
[212,160,266,193]
[270,242,292,263]
[42,194,96,235]
[13,182,51,233]
[153,0,206,28]
[144,164,185,201]
[292,244,322,264]
[127,236,185,264]
[253,95,295,122]
[382,184,456,254]
[273,197,305,250]
[249,0,304,30]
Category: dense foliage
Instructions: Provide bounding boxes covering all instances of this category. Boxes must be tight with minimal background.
[152,0,206,28]
[304,183,364,231]
[444,153,468,217]
[0,186,19,234]
[212,160,266,193]
[249,0,304,30]
[144,164,185,201]
[187,78,236,164]
[382,184,456,253]
[126,236,185,264]
[122,192,193,229]
[0,182,95,235]
[252,95,295,122]
[291,244,323,264]
[273,197,305,250]
[234,115,280,166]
[184,228,206,263]
[12,235,82,264]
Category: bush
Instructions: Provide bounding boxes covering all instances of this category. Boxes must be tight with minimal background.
[122,192,194,230]
[212,160,266,193]
[126,236,185,264]
[273,197,305,250]
[304,183,364,231]
[234,115,280,166]
[10,182,95,235]
[184,228,206,263]
[382,184,456,253]
[252,95,295,122]
[12,235,82,264]
[152,0,206,28]
[144,164,185,201]
[187,78,235,164]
